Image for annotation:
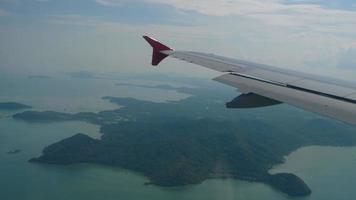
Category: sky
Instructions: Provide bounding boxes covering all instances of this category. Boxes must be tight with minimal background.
[0,0,356,80]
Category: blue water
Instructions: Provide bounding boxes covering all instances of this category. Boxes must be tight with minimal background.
[1,74,355,200]
[271,146,356,200]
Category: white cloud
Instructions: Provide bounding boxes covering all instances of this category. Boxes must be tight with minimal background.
[39,1,356,80]
[93,0,356,34]
[143,0,356,34]
[95,0,123,6]
[47,14,101,27]
[337,47,356,70]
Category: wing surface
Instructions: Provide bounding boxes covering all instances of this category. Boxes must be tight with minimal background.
[143,36,356,125]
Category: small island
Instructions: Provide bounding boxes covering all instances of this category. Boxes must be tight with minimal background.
[0,102,32,110]
[7,149,22,155]
[28,75,52,80]
[15,83,356,197]
[67,71,96,79]
[116,83,179,90]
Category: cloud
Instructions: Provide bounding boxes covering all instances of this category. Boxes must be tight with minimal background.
[92,0,356,34]
[6,0,355,80]
[95,0,123,6]
[47,14,101,26]
[337,47,356,70]
[142,0,356,34]
[0,9,9,16]
[47,14,231,40]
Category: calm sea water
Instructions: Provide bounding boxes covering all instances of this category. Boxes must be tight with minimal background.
[1,74,356,200]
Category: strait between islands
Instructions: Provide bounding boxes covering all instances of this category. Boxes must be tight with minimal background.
[13,83,356,197]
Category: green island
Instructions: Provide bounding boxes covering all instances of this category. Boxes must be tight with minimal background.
[0,102,32,110]
[13,82,356,197]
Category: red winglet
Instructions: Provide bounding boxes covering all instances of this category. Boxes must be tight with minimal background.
[143,36,172,66]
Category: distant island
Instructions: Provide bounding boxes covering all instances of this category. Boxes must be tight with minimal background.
[7,149,22,155]
[116,83,180,90]
[14,83,356,197]
[0,102,32,110]
[66,71,97,79]
[28,75,52,80]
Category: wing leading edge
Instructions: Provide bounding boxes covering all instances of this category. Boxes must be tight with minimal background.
[143,36,356,125]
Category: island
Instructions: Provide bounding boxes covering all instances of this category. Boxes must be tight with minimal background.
[28,75,52,80]
[0,102,32,110]
[6,149,22,155]
[116,83,180,90]
[15,83,356,197]
[66,71,97,79]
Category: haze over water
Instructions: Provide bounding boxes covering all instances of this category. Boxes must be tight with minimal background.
[1,74,356,200]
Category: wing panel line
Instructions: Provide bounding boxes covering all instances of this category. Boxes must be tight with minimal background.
[230,73,356,105]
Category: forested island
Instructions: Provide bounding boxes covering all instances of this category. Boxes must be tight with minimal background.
[0,102,32,110]
[14,83,356,197]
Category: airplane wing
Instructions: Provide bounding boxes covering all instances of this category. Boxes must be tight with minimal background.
[143,36,356,126]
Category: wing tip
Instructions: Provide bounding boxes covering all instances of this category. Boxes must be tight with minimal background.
[143,35,173,66]
[142,35,172,51]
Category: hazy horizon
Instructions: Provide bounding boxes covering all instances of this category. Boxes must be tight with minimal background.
[0,0,356,81]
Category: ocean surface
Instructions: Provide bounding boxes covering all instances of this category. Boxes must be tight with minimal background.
[1,74,356,200]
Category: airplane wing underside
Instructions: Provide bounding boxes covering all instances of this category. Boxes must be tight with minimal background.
[143,36,356,126]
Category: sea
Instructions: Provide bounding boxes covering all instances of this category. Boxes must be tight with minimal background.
[1,73,356,200]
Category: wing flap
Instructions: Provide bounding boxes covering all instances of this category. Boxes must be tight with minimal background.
[170,51,356,102]
[245,69,302,84]
[167,50,356,96]
[289,79,356,98]
[214,73,356,125]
